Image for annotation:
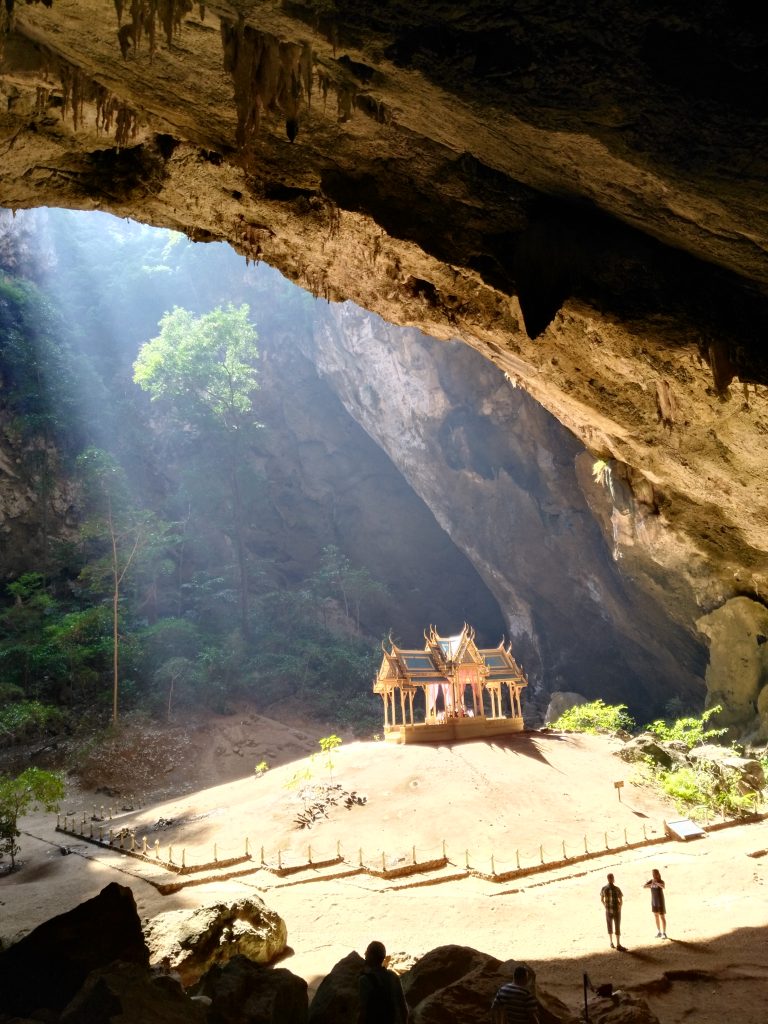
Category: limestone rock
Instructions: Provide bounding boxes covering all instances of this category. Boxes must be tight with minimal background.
[545,692,589,725]
[585,991,660,1024]
[197,953,308,1024]
[697,598,768,733]
[144,897,287,988]
[0,882,149,1017]
[307,950,365,1024]
[688,746,765,792]
[402,946,574,1024]
[59,962,206,1024]
[617,734,675,769]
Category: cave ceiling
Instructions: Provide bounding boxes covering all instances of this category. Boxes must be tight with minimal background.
[1,0,768,611]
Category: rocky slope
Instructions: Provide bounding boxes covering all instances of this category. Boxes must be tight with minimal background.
[1,1,768,723]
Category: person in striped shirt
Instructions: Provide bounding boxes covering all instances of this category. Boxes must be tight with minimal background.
[492,965,540,1024]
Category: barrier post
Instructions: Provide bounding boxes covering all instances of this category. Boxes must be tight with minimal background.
[516,849,520,870]
[642,824,647,840]
[539,844,544,864]
[604,832,609,850]
[442,839,446,859]
[336,840,341,858]
[584,835,588,854]
[562,840,566,860]
[154,839,160,859]
[130,832,136,852]
[214,842,218,862]
[182,848,186,868]
[278,849,282,870]
[260,845,265,864]
[359,848,363,867]
[491,854,495,876]
[308,844,312,865]
[245,837,249,857]
[169,846,174,864]
[381,851,386,872]
[465,849,470,869]
[142,836,148,854]
[412,845,416,864]
[624,827,628,845]
[56,814,61,829]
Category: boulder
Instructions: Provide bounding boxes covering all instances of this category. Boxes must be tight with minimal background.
[585,991,660,1024]
[616,734,675,768]
[307,951,365,1024]
[144,897,287,988]
[0,882,149,1017]
[688,746,765,791]
[197,953,308,1024]
[697,597,768,734]
[544,693,589,725]
[59,962,207,1024]
[403,946,574,1024]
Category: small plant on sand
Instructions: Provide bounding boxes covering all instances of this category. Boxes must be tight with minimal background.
[551,700,635,735]
[318,733,342,783]
[0,767,65,872]
[645,705,727,750]
[254,760,269,777]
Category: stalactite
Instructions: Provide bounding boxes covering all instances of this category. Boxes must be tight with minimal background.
[221,18,312,147]
[116,0,192,58]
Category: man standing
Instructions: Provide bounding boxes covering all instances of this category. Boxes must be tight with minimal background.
[358,940,409,1024]
[600,872,626,951]
[492,965,540,1024]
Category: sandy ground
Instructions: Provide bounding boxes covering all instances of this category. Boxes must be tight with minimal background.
[2,714,767,1023]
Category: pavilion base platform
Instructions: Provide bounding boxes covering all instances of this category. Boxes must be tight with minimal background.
[384,716,524,744]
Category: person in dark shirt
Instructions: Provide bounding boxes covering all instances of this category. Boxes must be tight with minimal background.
[644,868,667,938]
[357,940,409,1024]
[492,965,540,1024]
[600,872,626,951]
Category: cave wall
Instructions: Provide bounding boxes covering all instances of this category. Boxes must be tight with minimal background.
[1,1,768,718]
[305,303,705,714]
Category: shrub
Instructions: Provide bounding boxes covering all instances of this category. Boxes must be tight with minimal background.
[657,760,758,819]
[551,700,635,735]
[645,705,727,750]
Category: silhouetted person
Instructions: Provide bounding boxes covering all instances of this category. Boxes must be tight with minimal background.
[357,940,409,1024]
[492,965,540,1024]
[600,872,625,951]
[644,868,667,938]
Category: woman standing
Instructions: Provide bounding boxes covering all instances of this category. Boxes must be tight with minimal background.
[644,868,667,938]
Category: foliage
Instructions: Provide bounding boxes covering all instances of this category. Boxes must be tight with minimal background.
[318,733,342,781]
[645,705,727,749]
[254,760,269,776]
[0,700,64,743]
[656,760,759,819]
[0,767,65,870]
[551,699,635,735]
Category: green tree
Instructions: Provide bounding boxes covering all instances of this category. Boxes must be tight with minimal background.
[551,700,635,734]
[311,545,386,632]
[133,304,261,635]
[0,767,64,871]
[646,705,727,750]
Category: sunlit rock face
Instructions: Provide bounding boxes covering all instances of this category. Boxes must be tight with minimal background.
[1,1,768,717]
[306,304,705,714]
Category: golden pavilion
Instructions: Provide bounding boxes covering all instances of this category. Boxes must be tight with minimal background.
[373,623,528,743]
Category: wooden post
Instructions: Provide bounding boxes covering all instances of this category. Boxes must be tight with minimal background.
[56,814,61,829]
[182,848,186,868]
[260,845,265,864]
[308,844,312,865]
[278,849,282,870]
[214,842,218,862]
[359,848,363,867]
[491,854,495,876]
[169,846,174,864]
[154,839,160,859]
[584,835,588,854]
[562,840,566,859]
[465,849,470,869]
[130,832,135,852]
[245,837,249,857]
[336,839,341,858]
[381,851,386,872]
[642,824,647,840]
[516,849,520,869]
[624,827,628,845]
[98,825,104,842]
[142,836,148,854]
[412,845,416,864]
[604,832,609,850]
[442,839,446,859]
